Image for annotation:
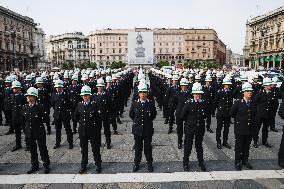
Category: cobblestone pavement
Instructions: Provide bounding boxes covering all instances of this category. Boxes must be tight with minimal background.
[1,97,284,188]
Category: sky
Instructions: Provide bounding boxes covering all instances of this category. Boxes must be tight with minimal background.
[1,0,283,54]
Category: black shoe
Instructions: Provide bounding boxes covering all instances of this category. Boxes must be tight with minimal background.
[178,143,182,149]
[79,166,87,174]
[253,142,258,148]
[69,144,74,149]
[183,164,189,172]
[53,144,60,149]
[199,163,206,171]
[96,164,102,173]
[114,130,118,135]
[207,128,213,133]
[27,166,39,174]
[133,164,139,172]
[25,147,30,151]
[147,164,154,172]
[73,130,77,134]
[222,143,231,149]
[47,130,51,135]
[11,145,22,152]
[242,161,253,169]
[164,120,168,124]
[270,128,278,132]
[262,142,272,148]
[235,163,242,171]
[217,143,222,149]
[279,162,284,169]
[107,144,111,149]
[168,129,172,134]
[44,166,50,174]
[117,120,122,124]
[5,130,14,135]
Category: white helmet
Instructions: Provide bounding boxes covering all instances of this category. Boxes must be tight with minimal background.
[137,83,148,92]
[242,82,253,92]
[106,76,112,83]
[54,80,64,88]
[191,83,204,94]
[11,80,22,89]
[96,78,105,87]
[80,85,92,96]
[35,77,44,84]
[25,87,38,97]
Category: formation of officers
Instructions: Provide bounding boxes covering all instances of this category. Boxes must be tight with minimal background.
[149,68,284,171]
[1,66,284,174]
[0,68,133,174]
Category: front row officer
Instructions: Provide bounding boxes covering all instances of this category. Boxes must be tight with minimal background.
[181,83,208,172]
[129,82,157,172]
[229,82,255,171]
[74,85,102,174]
[22,87,50,174]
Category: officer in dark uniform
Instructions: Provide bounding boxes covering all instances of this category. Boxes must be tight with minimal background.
[173,78,191,149]
[166,75,180,134]
[51,80,73,149]
[278,93,284,168]
[67,75,81,134]
[10,80,27,151]
[74,85,102,174]
[181,83,208,172]
[202,75,214,133]
[92,78,112,149]
[129,82,157,172]
[22,87,50,174]
[36,77,51,135]
[213,77,233,149]
[230,82,256,171]
[105,76,118,134]
[232,75,248,100]
[4,77,13,133]
[270,77,281,132]
[162,74,172,124]
[253,77,275,148]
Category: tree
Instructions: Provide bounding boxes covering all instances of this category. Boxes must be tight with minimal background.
[156,60,170,68]
[110,61,126,69]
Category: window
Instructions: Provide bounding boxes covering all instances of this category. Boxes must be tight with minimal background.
[113,49,115,53]
[119,49,121,53]
[100,49,103,53]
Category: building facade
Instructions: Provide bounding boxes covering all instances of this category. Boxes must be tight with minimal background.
[33,27,47,69]
[46,32,89,67]
[89,28,226,68]
[243,6,284,69]
[0,6,39,71]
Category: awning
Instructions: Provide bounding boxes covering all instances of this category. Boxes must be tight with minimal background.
[269,56,274,62]
[282,54,284,60]
[276,55,281,62]
[264,56,268,62]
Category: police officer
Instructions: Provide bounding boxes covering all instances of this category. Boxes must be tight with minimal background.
[213,77,233,149]
[4,76,13,133]
[51,80,73,149]
[202,75,214,133]
[92,78,112,149]
[105,76,118,134]
[230,82,255,171]
[0,76,4,126]
[270,76,281,132]
[22,87,50,174]
[129,82,157,172]
[181,83,208,172]
[253,77,275,148]
[173,78,191,149]
[166,75,180,134]
[10,80,27,151]
[67,75,81,134]
[36,77,51,135]
[74,85,102,174]
[162,74,172,124]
